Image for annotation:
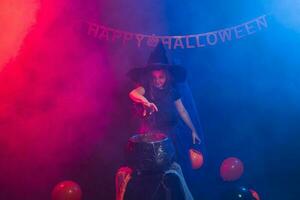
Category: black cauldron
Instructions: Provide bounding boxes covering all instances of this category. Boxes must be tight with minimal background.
[126,133,176,173]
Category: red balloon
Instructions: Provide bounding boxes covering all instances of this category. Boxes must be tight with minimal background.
[52,180,82,200]
[220,157,244,181]
[189,149,204,169]
[249,189,260,200]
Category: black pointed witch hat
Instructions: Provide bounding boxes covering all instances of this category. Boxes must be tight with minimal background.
[127,42,186,83]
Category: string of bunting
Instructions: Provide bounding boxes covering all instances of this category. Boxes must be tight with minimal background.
[86,14,268,49]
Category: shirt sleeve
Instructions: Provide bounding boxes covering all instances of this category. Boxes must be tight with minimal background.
[171,87,181,101]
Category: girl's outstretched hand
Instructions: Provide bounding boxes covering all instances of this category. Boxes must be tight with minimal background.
[142,102,158,116]
[192,131,201,144]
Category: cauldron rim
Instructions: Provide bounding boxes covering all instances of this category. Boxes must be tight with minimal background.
[129,133,168,144]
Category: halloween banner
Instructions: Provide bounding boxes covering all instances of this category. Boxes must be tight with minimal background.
[86,15,268,49]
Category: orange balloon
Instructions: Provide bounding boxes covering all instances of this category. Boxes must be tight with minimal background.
[52,180,82,200]
[249,189,260,200]
[189,149,204,169]
[220,157,244,181]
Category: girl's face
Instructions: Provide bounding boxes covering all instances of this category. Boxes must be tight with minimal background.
[151,69,167,89]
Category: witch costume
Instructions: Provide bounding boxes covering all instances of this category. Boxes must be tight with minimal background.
[127,42,199,168]
[127,42,186,134]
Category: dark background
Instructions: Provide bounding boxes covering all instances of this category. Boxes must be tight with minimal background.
[0,0,300,199]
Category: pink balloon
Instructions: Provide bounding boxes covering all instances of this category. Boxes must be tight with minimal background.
[189,149,204,169]
[220,157,244,181]
[52,180,82,200]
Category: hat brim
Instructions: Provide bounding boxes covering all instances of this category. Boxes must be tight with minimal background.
[127,63,186,83]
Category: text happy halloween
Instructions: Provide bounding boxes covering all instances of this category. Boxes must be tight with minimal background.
[87,15,268,49]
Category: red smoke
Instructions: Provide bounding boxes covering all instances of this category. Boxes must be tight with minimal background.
[0,0,117,198]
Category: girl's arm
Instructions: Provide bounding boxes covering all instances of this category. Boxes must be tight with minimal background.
[129,86,158,114]
[175,99,201,144]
